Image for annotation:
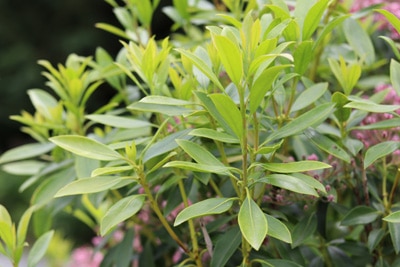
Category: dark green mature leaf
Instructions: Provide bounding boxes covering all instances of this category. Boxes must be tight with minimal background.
[250,65,290,113]
[304,129,351,163]
[238,194,268,250]
[354,118,400,130]
[389,222,400,254]
[258,259,303,267]
[50,136,122,161]
[376,9,400,38]
[265,103,335,143]
[343,18,375,65]
[209,94,243,139]
[265,214,292,243]
[54,176,129,197]
[27,230,54,267]
[302,0,329,40]
[210,226,242,267]
[174,198,236,226]
[340,206,380,226]
[164,161,237,175]
[364,141,400,169]
[0,143,55,164]
[176,139,224,166]
[345,97,400,113]
[101,195,146,235]
[256,174,319,196]
[86,114,152,128]
[292,83,328,112]
[368,229,385,252]
[189,128,239,143]
[390,59,400,96]
[291,213,317,248]
[258,161,331,173]
[332,92,351,122]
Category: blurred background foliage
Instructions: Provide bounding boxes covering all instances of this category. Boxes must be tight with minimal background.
[0,0,172,244]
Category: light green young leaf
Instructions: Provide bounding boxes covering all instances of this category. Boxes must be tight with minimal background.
[256,174,319,196]
[101,195,146,235]
[27,89,59,120]
[293,41,313,75]
[27,230,54,267]
[302,0,329,40]
[128,102,192,116]
[265,214,292,243]
[2,160,47,176]
[341,206,380,226]
[189,128,239,144]
[212,35,243,87]
[0,143,55,164]
[0,205,12,226]
[50,135,122,161]
[176,49,224,90]
[353,118,400,130]
[209,94,243,139]
[174,198,236,226]
[265,103,335,143]
[258,161,331,173]
[343,18,375,65]
[17,206,35,246]
[376,9,400,38]
[304,129,351,163]
[54,176,128,197]
[86,114,152,128]
[390,59,400,96]
[238,194,268,250]
[345,97,400,113]
[313,15,350,50]
[291,83,328,112]
[255,140,284,155]
[383,211,400,223]
[91,165,133,177]
[364,141,400,169]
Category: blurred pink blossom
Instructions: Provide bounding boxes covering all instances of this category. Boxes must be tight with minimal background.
[69,246,103,267]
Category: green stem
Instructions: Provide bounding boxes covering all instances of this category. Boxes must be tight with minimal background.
[382,158,388,211]
[177,180,203,267]
[388,168,400,211]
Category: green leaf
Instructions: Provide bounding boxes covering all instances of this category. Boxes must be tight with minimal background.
[176,139,224,166]
[91,165,133,177]
[176,48,224,90]
[0,205,12,226]
[164,161,236,175]
[238,194,268,250]
[313,14,350,50]
[189,128,239,143]
[86,114,152,128]
[256,140,284,155]
[291,213,317,248]
[128,102,191,116]
[27,230,54,267]
[302,0,329,40]
[304,129,351,163]
[209,94,243,139]
[265,214,292,243]
[265,103,335,143]
[258,161,331,173]
[341,206,380,226]
[54,176,128,197]
[390,59,400,96]
[210,226,242,267]
[212,33,243,86]
[343,17,375,65]
[27,89,59,120]
[50,135,122,161]
[376,9,400,39]
[16,206,35,246]
[256,174,319,197]
[0,143,55,164]
[389,222,400,254]
[383,211,400,223]
[101,195,146,235]
[345,97,400,113]
[2,160,47,176]
[95,23,129,39]
[250,65,290,113]
[364,141,400,169]
[368,229,385,252]
[174,198,236,226]
[353,118,400,130]
[294,41,313,75]
[291,83,328,112]
[332,91,351,122]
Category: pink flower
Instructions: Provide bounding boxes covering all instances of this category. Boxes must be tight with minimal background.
[69,246,103,267]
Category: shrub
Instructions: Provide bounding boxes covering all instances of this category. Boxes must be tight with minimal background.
[1,0,400,266]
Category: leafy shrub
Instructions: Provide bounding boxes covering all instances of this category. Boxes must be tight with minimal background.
[1,0,400,266]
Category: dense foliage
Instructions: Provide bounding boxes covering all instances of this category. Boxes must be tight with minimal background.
[1,0,400,266]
